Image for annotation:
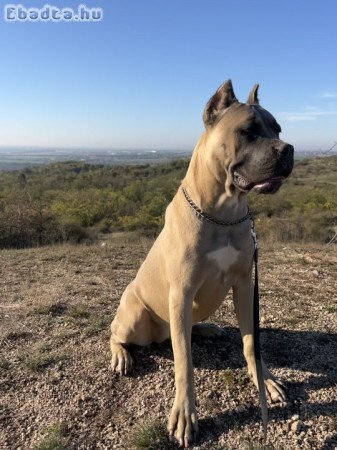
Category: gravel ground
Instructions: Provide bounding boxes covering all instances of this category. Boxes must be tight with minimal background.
[0,234,336,450]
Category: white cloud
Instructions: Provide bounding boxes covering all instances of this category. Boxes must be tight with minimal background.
[279,108,337,122]
[281,114,315,122]
[318,91,337,99]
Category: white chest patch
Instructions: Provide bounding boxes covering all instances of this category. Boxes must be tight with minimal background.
[207,245,240,272]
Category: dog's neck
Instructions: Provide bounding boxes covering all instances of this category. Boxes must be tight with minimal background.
[183,134,248,223]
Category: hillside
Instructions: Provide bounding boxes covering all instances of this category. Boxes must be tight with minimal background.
[0,155,336,248]
[0,236,336,449]
[0,155,336,449]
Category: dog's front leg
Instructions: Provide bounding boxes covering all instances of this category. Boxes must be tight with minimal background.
[233,276,287,403]
[168,287,198,448]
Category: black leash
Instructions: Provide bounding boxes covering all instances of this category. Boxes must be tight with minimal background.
[250,220,268,441]
[182,186,268,439]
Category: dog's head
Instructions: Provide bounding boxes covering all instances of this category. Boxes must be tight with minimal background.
[202,80,294,194]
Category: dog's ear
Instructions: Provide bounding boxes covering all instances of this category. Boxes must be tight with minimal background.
[203,79,238,127]
[247,83,259,105]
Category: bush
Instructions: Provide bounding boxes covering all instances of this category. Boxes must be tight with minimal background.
[0,189,96,248]
[60,222,96,244]
[34,423,69,450]
[0,156,336,248]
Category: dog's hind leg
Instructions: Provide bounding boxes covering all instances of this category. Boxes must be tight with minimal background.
[192,322,225,338]
[233,276,287,403]
[110,284,155,375]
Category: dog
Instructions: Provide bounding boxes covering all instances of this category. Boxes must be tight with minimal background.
[110,80,294,448]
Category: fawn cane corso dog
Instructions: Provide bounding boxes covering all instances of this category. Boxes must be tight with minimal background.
[110,80,294,447]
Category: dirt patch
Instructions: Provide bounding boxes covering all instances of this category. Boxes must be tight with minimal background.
[0,237,336,449]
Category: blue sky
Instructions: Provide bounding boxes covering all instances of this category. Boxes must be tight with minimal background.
[0,0,336,152]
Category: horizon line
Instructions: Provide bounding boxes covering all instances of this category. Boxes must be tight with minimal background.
[0,145,330,153]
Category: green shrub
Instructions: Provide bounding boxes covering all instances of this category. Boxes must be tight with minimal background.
[130,421,175,450]
[34,423,69,450]
[0,156,336,248]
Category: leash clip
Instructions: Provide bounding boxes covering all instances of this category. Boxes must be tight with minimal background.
[251,228,258,251]
[248,207,258,251]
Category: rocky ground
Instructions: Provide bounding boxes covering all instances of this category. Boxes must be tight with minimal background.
[0,233,336,449]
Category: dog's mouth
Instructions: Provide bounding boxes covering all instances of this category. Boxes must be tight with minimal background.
[233,171,285,194]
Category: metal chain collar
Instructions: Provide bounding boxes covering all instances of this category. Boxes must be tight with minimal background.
[182,186,252,226]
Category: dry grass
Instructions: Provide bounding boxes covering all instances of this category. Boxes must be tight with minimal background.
[0,235,336,449]
[129,421,176,449]
[34,423,69,450]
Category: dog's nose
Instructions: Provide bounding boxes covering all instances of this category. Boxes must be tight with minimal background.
[274,143,294,177]
[273,142,294,158]
[280,143,294,159]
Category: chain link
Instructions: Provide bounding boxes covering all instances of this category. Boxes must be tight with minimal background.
[182,186,251,226]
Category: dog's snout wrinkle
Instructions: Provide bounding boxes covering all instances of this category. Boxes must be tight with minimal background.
[272,142,294,157]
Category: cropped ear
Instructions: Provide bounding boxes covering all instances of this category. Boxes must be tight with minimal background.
[247,83,259,105]
[203,79,238,127]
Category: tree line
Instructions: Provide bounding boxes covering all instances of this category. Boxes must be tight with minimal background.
[0,156,336,248]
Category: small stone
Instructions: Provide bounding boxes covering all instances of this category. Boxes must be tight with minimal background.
[235,405,245,413]
[153,404,162,413]
[291,414,300,421]
[138,408,145,417]
[312,269,319,277]
[291,420,304,433]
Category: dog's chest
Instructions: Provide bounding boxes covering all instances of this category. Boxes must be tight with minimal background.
[192,243,241,320]
[206,244,240,272]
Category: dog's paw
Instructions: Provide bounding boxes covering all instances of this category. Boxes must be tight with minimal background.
[110,346,133,375]
[168,399,199,448]
[265,378,287,404]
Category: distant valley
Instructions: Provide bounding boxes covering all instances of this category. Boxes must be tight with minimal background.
[0,147,335,171]
[0,148,191,171]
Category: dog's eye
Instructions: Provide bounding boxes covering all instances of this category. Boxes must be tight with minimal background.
[240,127,257,139]
[240,129,251,136]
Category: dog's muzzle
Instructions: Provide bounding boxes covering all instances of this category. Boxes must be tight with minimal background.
[234,143,294,194]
